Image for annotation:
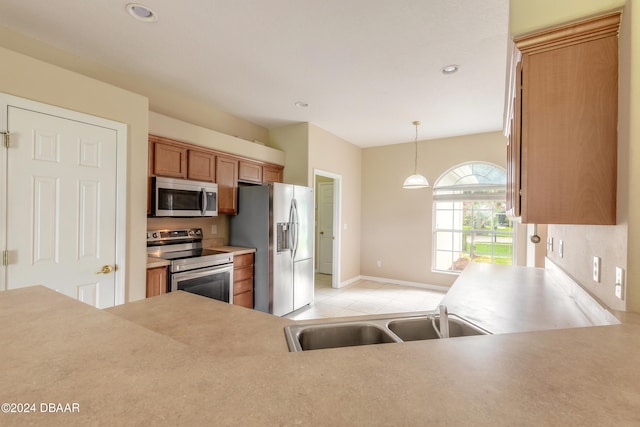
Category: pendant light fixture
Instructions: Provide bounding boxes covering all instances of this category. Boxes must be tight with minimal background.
[402,121,430,189]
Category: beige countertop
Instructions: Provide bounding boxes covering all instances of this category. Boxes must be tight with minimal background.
[146,257,170,268]
[106,291,292,356]
[3,268,640,425]
[442,262,622,334]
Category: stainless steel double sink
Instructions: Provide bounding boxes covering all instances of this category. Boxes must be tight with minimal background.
[284,313,491,352]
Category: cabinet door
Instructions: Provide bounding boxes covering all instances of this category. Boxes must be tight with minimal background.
[154,142,187,178]
[188,150,216,182]
[263,165,284,183]
[506,62,522,218]
[238,161,263,183]
[146,266,168,298]
[216,156,239,215]
[521,36,617,224]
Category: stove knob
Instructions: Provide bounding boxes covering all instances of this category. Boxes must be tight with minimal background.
[152,232,158,239]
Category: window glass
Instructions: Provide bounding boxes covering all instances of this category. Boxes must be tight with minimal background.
[432,163,513,273]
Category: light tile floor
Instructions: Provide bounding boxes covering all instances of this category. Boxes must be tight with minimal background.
[285,274,446,320]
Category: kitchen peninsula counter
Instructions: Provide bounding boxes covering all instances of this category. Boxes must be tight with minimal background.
[3,277,640,425]
[106,291,292,356]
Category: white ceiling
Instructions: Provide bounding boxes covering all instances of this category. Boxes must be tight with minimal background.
[0,0,509,147]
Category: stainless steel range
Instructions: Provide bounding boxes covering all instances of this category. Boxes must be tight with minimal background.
[146,228,234,303]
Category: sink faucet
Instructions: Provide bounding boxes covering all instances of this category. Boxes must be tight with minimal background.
[439,305,450,338]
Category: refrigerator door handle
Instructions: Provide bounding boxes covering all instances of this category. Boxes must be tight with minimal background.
[291,199,299,258]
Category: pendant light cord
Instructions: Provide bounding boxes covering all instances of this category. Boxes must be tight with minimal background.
[413,120,420,173]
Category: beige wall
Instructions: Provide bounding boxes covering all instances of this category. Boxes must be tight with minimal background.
[149,112,285,165]
[308,124,362,284]
[0,45,149,302]
[510,0,625,35]
[361,132,506,288]
[511,0,639,312]
[269,123,309,185]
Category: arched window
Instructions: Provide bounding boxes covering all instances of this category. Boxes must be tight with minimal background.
[432,162,513,273]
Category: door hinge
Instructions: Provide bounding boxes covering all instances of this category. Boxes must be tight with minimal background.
[2,250,8,266]
[1,131,9,148]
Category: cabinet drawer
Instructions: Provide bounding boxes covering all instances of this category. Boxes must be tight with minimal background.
[234,266,253,282]
[234,278,253,295]
[233,291,253,308]
[234,253,254,268]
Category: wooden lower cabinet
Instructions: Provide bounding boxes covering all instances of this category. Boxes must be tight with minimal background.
[146,266,168,298]
[232,253,254,308]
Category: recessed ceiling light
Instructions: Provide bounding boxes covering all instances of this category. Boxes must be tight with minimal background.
[126,3,158,22]
[294,101,309,108]
[441,64,460,75]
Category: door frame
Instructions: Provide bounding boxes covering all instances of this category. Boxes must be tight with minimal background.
[0,93,128,305]
[313,169,341,289]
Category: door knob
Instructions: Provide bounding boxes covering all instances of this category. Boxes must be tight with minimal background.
[96,265,114,274]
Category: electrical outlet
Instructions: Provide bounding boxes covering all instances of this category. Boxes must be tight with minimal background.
[615,267,625,300]
[211,224,217,234]
[376,260,382,268]
[593,256,601,282]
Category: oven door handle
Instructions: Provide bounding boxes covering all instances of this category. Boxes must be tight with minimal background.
[171,264,233,291]
[200,187,208,216]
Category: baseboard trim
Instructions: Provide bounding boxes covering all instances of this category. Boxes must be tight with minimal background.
[339,275,449,293]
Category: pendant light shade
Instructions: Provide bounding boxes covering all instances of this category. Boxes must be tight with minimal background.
[403,121,430,189]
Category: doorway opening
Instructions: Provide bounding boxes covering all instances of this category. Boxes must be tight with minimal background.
[313,169,341,289]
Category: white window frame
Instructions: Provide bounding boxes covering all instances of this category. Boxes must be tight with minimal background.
[432,162,513,274]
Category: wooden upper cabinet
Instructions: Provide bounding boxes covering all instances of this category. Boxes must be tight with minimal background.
[153,141,187,178]
[238,161,263,184]
[263,165,284,183]
[148,134,284,215]
[510,12,620,225]
[216,156,239,215]
[187,149,216,182]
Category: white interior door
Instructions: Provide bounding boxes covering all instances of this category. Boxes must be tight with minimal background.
[1,100,123,308]
[317,181,334,275]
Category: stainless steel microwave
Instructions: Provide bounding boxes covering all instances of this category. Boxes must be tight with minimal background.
[151,176,218,217]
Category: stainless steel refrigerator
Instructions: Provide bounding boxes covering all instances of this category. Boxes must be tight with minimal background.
[229,183,314,316]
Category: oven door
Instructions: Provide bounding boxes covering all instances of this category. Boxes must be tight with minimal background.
[171,264,234,303]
